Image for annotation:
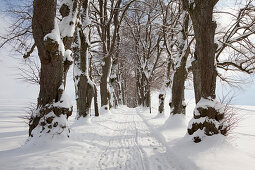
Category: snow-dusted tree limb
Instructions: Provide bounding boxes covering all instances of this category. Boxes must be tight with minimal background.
[215,0,255,76]
[158,0,183,114]
[170,10,193,115]
[0,0,33,55]
[23,43,36,59]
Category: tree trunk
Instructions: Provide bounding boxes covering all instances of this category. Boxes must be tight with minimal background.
[73,28,95,119]
[29,0,72,138]
[94,84,99,116]
[158,57,173,114]
[100,55,112,111]
[170,11,189,115]
[183,0,226,143]
[121,77,126,105]
[60,0,79,88]
[73,1,96,119]
[191,57,202,104]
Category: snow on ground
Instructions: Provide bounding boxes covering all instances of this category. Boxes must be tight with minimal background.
[0,92,255,170]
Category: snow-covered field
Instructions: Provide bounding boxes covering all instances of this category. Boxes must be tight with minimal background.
[0,92,255,170]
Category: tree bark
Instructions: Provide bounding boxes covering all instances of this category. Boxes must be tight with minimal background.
[100,55,112,110]
[170,11,189,115]
[29,0,72,137]
[183,0,226,143]
[74,28,95,119]
[73,0,97,119]
[94,84,99,116]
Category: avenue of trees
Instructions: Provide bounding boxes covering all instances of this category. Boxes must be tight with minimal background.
[1,0,255,142]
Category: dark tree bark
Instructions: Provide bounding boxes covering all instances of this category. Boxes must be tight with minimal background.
[191,55,202,104]
[96,0,123,111]
[170,11,190,115]
[60,0,80,88]
[100,55,112,110]
[94,84,99,116]
[74,28,95,119]
[158,53,173,114]
[184,0,218,101]
[73,0,97,119]
[29,0,72,137]
[183,0,226,143]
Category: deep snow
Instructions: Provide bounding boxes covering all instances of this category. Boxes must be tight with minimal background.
[0,92,255,170]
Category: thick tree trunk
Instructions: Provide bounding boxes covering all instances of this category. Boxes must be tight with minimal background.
[94,85,99,116]
[170,11,189,115]
[73,18,95,118]
[60,0,79,88]
[73,0,99,119]
[121,77,126,105]
[145,83,151,108]
[191,57,202,104]
[100,55,112,111]
[158,57,173,114]
[136,69,151,110]
[29,0,72,138]
[158,93,164,114]
[183,0,226,143]
[136,69,142,106]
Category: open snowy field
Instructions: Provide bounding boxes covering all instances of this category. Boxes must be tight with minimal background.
[0,92,254,170]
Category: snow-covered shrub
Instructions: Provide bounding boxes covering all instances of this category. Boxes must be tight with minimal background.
[187,98,228,143]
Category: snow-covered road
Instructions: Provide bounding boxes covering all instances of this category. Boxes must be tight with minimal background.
[0,104,178,170]
[96,107,175,170]
[1,100,255,170]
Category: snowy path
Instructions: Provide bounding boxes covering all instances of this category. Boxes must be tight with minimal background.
[0,105,177,170]
[1,101,255,170]
[96,107,176,170]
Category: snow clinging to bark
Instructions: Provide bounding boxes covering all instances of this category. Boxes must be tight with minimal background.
[59,0,79,38]
[44,18,65,56]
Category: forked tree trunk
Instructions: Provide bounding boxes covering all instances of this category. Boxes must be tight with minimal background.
[183,0,226,143]
[73,28,95,119]
[73,1,97,119]
[29,0,72,137]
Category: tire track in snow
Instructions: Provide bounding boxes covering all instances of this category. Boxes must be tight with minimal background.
[97,107,177,170]
[133,109,176,170]
[97,112,146,170]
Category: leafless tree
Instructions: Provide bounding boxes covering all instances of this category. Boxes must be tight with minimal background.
[29,0,79,138]
[182,0,228,143]
[90,0,134,111]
